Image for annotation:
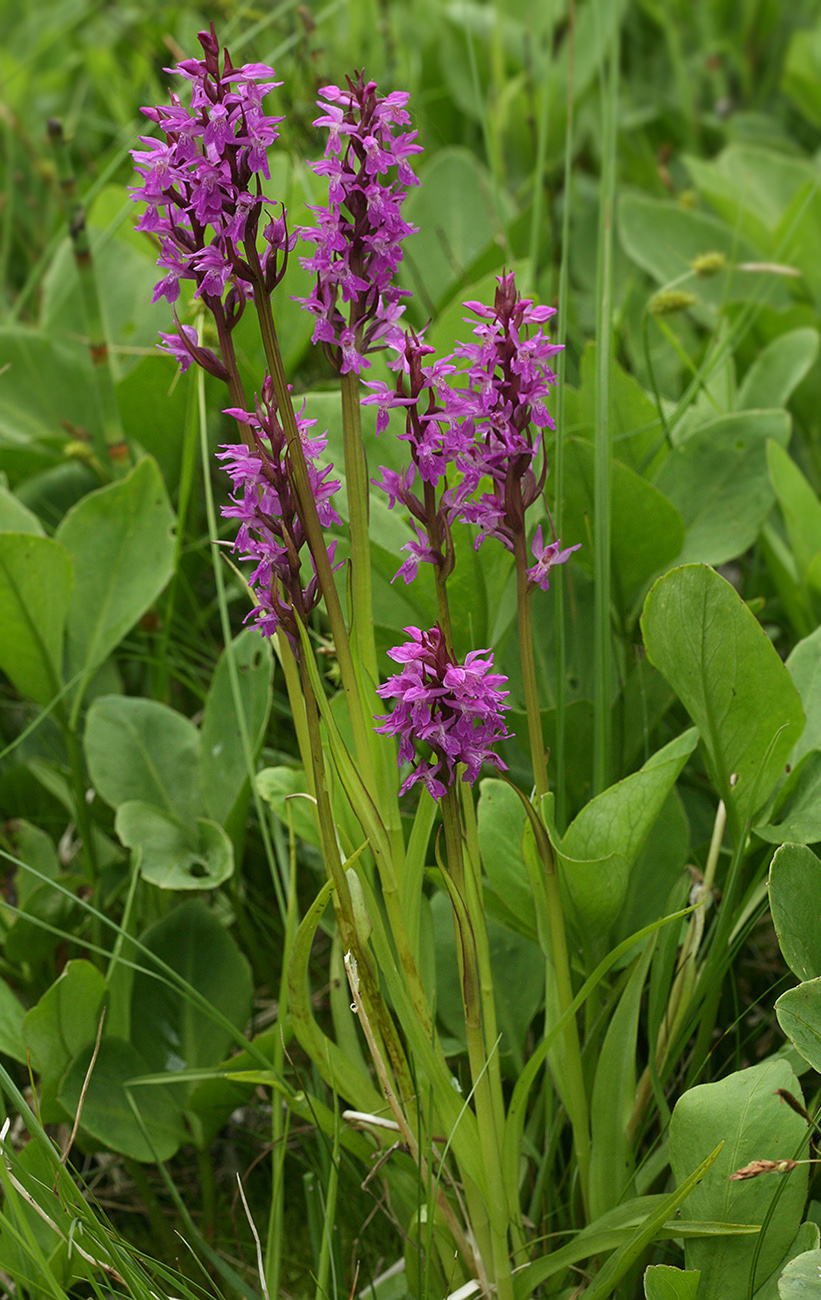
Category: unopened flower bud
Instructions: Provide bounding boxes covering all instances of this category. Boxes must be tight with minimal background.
[649,289,697,317]
[689,251,726,277]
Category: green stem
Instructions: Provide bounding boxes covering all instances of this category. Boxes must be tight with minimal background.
[513,530,548,796]
[340,370,377,688]
[441,785,513,1300]
[460,781,525,1256]
[246,258,376,794]
[553,0,575,834]
[592,0,618,797]
[265,817,298,1297]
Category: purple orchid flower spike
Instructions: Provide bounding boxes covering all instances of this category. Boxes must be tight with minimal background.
[375,625,511,798]
[297,72,422,374]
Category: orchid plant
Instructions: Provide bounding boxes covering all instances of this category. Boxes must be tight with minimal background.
[119,23,820,1300]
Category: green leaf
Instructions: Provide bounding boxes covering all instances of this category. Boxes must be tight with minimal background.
[561,439,685,610]
[738,329,819,410]
[778,1249,821,1298]
[85,695,201,824]
[787,625,821,764]
[256,766,320,850]
[0,323,101,446]
[644,1264,701,1300]
[769,844,821,982]
[768,441,821,589]
[641,565,805,833]
[759,748,821,844]
[655,411,791,566]
[22,960,107,1121]
[115,803,234,890]
[58,1036,185,1163]
[130,900,252,1085]
[55,456,176,683]
[430,890,543,1068]
[783,24,821,127]
[589,941,656,1219]
[618,195,792,319]
[477,778,536,940]
[0,533,72,705]
[776,977,821,1074]
[199,628,272,826]
[669,1059,809,1296]
[400,147,499,313]
[562,729,698,867]
[0,979,27,1066]
[684,146,817,252]
[562,344,665,475]
[0,486,45,535]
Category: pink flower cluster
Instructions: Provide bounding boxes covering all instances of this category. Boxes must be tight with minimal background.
[296,73,423,374]
[130,26,291,323]
[217,378,341,647]
[365,273,579,587]
[375,626,511,799]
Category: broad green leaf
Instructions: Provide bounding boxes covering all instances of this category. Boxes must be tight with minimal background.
[0,979,27,1065]
[684,146,817,252]
[655,411,790,566]
[787,625,821,763]
[0,324,100,446]
[56,456,176,682]
[776,977,821,1074]
[0,486,44,535]
[42,201,175,383]
[400,147,498,313]
[3,819,60,907]
[85,695,201,824]
[760,1223,821,1300]
[757,751,821,845]
[561,439,685,609]
[199,628,272,826]
[477,779,536,939]
[555,844,630,944]
[769,845,821,982]
[738,329,819,410]
[562,344,665,475]
[644,1265,701,1300]
[58,1036,185,1163]
[782,24,821,127]
[768,441,821,585]
[589,941,656,1219]
[256,766,320,850]
[22,960,107,1122]
[562,729,697,867]
[618,195,792,319]
[779,1249,821,1297]
[115,803,234,890]
[130,900,252,1085]
[613,790,689,952]
[0,533,72,706]
[641,565,805,833]
[773,182,821,302]
[669,1060,809,1296]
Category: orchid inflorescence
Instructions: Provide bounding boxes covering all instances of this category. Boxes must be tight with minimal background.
[131,25,578,799]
